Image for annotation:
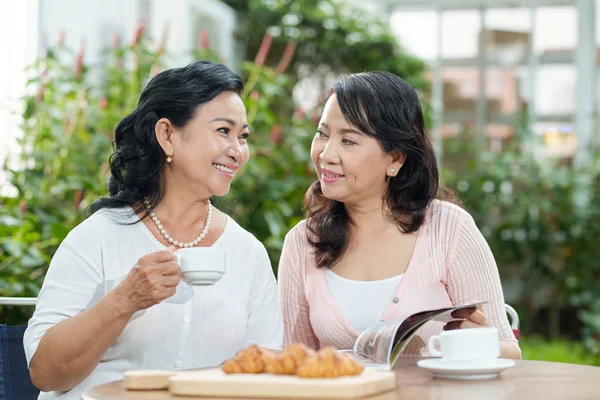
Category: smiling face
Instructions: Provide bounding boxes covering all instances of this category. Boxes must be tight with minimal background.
[156,90,250,198]
[310,94,404,206]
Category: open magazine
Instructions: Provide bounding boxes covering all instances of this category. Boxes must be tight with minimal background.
[338,303,483,370]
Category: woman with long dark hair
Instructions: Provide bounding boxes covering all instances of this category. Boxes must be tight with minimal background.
[24,61,282,399]
[278,71,520,359]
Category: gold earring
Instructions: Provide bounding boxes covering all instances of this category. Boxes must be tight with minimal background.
[166,156,173,163]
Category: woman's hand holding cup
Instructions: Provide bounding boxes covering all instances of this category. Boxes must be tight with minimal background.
[113,246,182,314]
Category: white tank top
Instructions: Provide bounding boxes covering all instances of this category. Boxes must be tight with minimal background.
[324,269,404,333]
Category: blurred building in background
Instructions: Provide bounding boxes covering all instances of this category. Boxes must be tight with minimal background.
[388,0,598,165]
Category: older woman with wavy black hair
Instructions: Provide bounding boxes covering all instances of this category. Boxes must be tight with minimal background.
[24,61,282,399]
[278,71,520,360]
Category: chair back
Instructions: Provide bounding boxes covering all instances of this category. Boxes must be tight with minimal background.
[0,297,39,400]
[0,325,39,400]
[505,303,520,340]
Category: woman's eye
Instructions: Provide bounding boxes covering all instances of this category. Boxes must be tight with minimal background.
[240,133,250,140]
[342,138,356,145]
[315,130,328,139]
[217,127,230,134]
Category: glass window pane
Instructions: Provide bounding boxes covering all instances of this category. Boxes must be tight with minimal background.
[441,11,480,59]
[485,8,532,66]
[390,11,438,60]
[438,67,518,117]
[486,7,531,32]
[535,6,577,53]
[535,65,576,116]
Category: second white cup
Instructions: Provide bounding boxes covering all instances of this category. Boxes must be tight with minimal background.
[428,327,500,362]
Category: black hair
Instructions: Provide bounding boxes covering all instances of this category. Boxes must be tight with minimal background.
[305,71,454,268]
[90,60,244,217]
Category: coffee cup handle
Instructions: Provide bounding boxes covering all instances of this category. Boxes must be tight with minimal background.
[428,335,442,357]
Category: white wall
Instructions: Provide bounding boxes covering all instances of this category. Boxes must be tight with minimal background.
[0,0,39,194]
[38,0,140,63]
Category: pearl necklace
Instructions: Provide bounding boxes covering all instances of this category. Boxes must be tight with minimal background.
[143,198,213,248]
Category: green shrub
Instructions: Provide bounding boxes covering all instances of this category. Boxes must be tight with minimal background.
[520,335,600,366]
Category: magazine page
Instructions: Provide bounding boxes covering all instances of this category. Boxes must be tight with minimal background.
[388,303,483,366]
[352,303,482,369]
[351,319,403,370]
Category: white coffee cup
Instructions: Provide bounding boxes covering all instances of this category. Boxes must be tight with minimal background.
[428,327,500,362]
[173,247,226,286]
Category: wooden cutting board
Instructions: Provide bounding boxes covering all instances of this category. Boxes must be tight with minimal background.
[168,368,396,398]
[124,370,177,390]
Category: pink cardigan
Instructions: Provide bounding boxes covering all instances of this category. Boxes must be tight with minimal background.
[278,200,520,357]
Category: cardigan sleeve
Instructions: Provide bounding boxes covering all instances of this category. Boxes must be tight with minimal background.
[445,210,521,351]
[277,223,320,349]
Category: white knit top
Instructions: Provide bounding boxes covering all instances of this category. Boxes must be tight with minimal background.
[324,270,404,333]
[24,207,283,400]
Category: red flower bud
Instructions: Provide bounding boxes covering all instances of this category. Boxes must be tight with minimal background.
[132,21,146,46]
[74,41,85,77]
[271,125,282,144]
[99,97,108,109]
[36,84,45,102]
[294,106,305,120]
[254,32,272,66]
[112,33,121,49]
[58,29,66,47]
[19,200,27,216]
[73,189,84,211]
[250,91,260,101]
[199,30,209,49]
[276,40,297,74]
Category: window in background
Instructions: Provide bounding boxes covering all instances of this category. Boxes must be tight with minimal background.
[535,65,576,116]
[535,6,577,54]
[437,66,518,135]
[485,7,531,67]
[440,10,480,59]
[389,11,437,60]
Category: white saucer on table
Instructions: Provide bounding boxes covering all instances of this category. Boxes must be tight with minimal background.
[417,358,515,380]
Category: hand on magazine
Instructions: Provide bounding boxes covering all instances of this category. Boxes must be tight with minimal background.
[443,305,489,330]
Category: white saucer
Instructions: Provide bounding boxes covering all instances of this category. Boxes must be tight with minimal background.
[417,358,515,380]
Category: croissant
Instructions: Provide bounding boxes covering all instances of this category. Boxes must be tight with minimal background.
[221,344,364,379]
[296,347,364,378]
[221,345,273,374]
[263,343,316,375]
